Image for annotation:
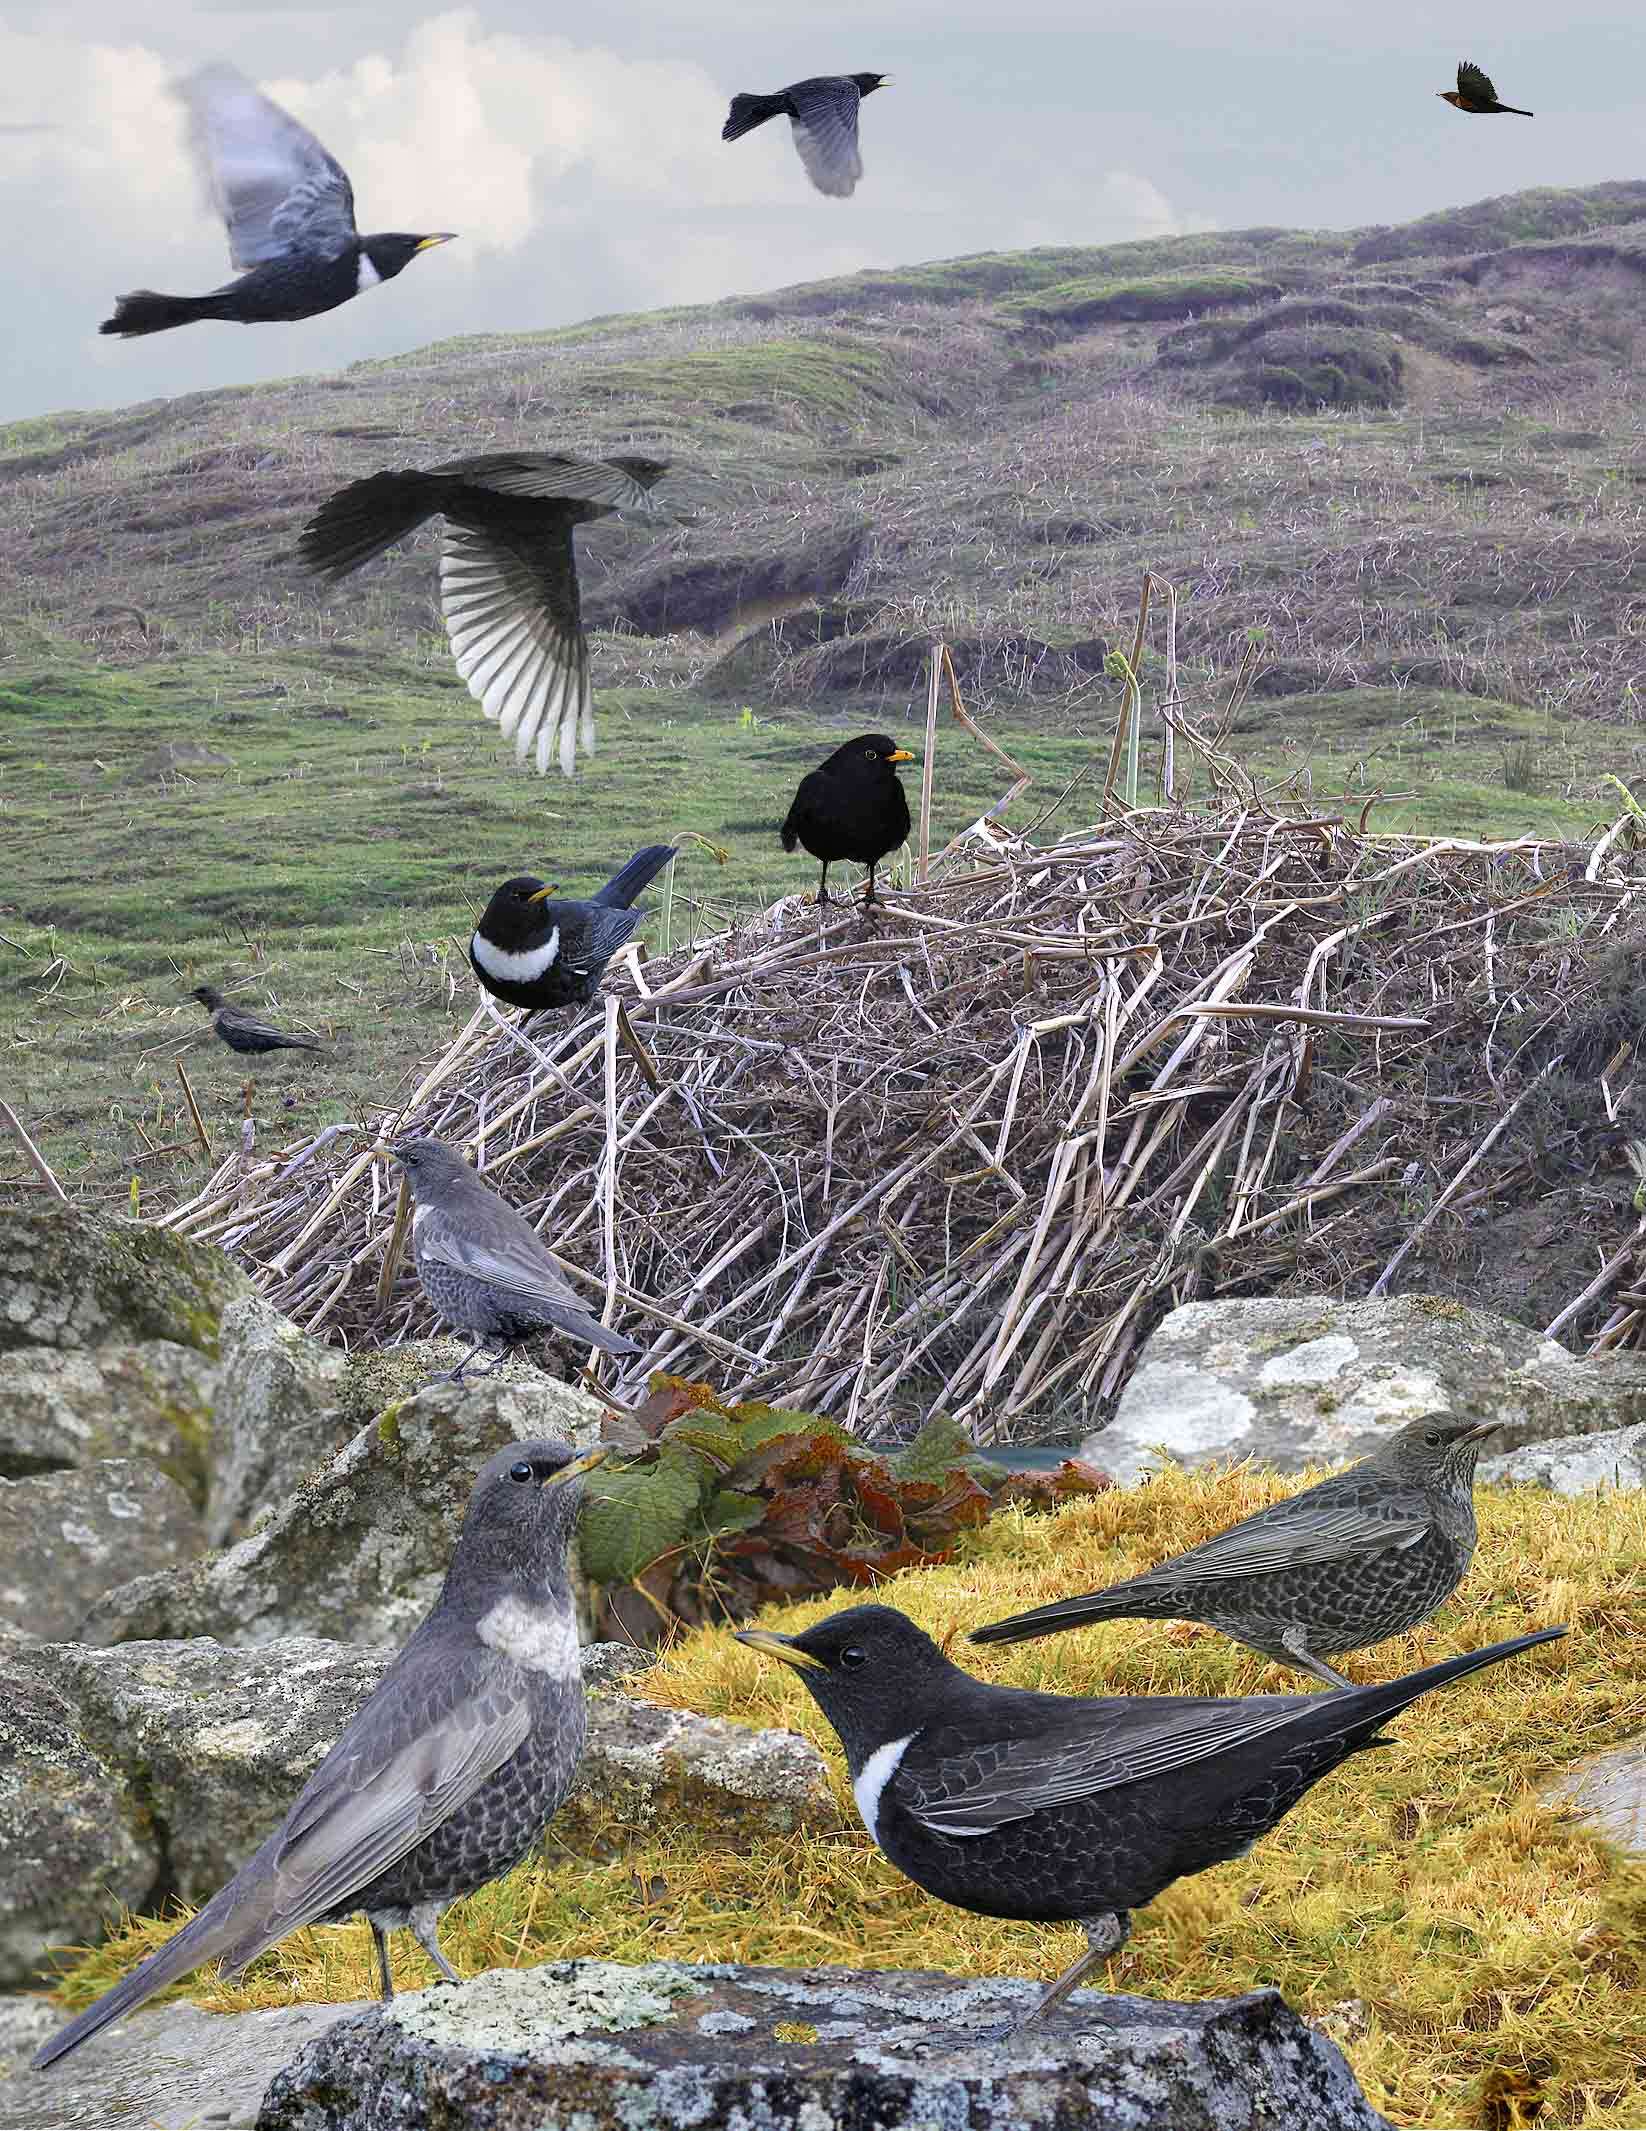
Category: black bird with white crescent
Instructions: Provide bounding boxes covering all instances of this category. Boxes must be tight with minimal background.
[469,847,678,1014]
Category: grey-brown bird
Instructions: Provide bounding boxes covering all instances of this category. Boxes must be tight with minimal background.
[1438,61,1533,115]
[191,984,323,1055]
[299,455,684,776]
[971,1417,1499,1688]
[35,1438,605,2068]
[380,1136,640,1381]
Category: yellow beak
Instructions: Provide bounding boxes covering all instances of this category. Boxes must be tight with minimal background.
[887,749,916,764]
[735,1627,825,1670]
[525,883,562,905]
[415,233,458,252]
[547,1445,610,1486]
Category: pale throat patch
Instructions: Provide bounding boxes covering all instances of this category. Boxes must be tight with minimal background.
[478,1594,579,1674]
[355,252,383,291]
[852,1732,916,1844]
[471,927,562,984]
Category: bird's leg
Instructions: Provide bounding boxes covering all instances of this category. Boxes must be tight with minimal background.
[863,862,879,910]
[410,1905,462,1986]
[1012,1911,1130,2032]
[433,1340,491,1386]
[1279,1628,1356,1690]
[371,1923,395,2002]
[466,1340,516,1380]
[816,863,831,907]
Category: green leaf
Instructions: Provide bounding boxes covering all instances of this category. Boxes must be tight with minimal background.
[578,1461,703,1584]
[731,1402,847,1449]
[699,1489,766,1539]
[890,1411,994,1486]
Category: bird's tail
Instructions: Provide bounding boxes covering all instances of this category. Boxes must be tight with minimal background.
[779,809,801,853]
[592,845,678,909]
[1503,104,1534,115]
[32,1892,244,2070]
[722,92,788,141]
[971,1582,1170,1646]
[554,1310,642,1358]
[1295,1627,1566,1748]
[298,471,445,580]
[270,1033,325,1053]
[99,290,226,338]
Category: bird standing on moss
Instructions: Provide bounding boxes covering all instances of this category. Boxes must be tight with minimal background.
[300,454,684,776]
[101,63,454,337]
[780,733,916,909]
[722,74,890,197]
[1438,61,1533,116]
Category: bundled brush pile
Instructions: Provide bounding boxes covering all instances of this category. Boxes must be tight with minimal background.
[160,804,1646,1437]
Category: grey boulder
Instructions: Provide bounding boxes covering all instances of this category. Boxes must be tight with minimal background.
[0,1460,203,1641]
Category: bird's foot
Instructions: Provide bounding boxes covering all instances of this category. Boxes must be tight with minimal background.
[1007,1912,1130,2034]
[1279,1628,1356,1690]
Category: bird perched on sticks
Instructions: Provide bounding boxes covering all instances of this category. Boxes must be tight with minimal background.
[972,1417,1499,1689]
[34,1437,606,2069]
[299,455,683,776]
[722,73,889,197]
[379,1136,640,1381]
[101,63,454,338]
[191,984,324,1056]
[1438,61,1533,116]
[740,1603,1564,2028]
[781,733,916,909]
[469,847,678,1015]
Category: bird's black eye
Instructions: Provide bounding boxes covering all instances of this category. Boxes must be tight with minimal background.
[1423,1430,1443,1448]
[838,1645,867,1670]
[864,747,877,760]
[509,1460,533,1483]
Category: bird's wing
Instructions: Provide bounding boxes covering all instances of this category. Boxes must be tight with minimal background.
[217,1638,533,1967]
[176,63,357,269]
[786,80,865,197]
[417,1200,584,1315]
[1456,60,1499,102]
[893,1694,1322,1837]
[1122,1491,1434,1587]
[432,455,672,517]
[439,520,592,776]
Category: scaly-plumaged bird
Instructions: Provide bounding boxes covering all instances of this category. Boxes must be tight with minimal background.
[34,1439,606,2069]
[379,1136,640,1381]
[1438,61,1533,116]
[191,985,324,1056]
[102,63,454,337]
[781,733,915,909]
[722,73,889,197]
[740,1603,1564,2028]
[300,455,683,776]
[972,1416,1499,1688]
[469,847,678,1014]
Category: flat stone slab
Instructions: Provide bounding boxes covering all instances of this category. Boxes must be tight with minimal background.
[0,1993,369,2130]
[257,1959,1392,2130]
[1546,1733,1646,1854]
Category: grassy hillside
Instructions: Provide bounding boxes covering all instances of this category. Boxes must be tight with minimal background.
[8,178,1646,1210]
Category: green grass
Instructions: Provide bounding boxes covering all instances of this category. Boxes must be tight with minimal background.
[1000,272,1284,334]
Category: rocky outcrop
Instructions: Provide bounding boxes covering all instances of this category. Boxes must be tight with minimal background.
[206,1296,350,1546]
[1482,1421,1646,1494]
[83,1374,605,1650]
[256,1961,1393,2131]
[1084,1294,1646,1481]
[0,1461,202,1641]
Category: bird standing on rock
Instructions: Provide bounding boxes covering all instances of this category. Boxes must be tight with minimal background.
[781,733,916,910]
[972,1417,1499,1688]
[1438,61,1533,116]
[101,63,453,337]
[722,74,890,198]
[469,847,678,1014]
[34,1438,607,2069]
[299,454,684,777]
[379,1136,640,1382]
[190,984,324,1056]
[739,1603,1565,2028]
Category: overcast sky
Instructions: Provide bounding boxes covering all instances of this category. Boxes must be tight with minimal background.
[1,1,1640,424]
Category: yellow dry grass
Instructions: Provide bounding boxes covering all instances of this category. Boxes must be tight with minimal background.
[45,1465,1646,2129]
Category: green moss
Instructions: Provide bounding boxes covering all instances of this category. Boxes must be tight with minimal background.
[586,340,893,420]
[1001,272,1281,334]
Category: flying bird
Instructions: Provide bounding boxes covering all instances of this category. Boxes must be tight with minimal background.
[722,74,889,198]
[191,985,324,1056]
[781,733,916,908]
[469,848,678,1014]
[101,63,454,337]
[1438,61,1533,116]
[34,1439,606,2069]
[971,1416,1499,1688]
[740,1604,1565,2028]
[299,455,683,776]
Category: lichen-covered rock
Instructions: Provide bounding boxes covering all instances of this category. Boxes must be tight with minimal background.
[257,1960,1393,2131]
[1482,1422,1646,1494]
[1545,1733,1646,1856]
[0,1342,219,1502]
[206,1297,351,1547]
[83,1374,605,1650]
[568,1691,838,1841]
[0,1639,153,1988]
[0,1461,203,1641]
[1085,1293,1646,1481]
[0,1209,250,1358]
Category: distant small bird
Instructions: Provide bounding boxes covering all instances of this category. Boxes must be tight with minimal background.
[781,733,916,909]
[739,1603,1564,2027]
[191,984,323,1056]
[300,454,682,776]
[101,63,454,338]
[972,1417,1499,1689]
[469,848,678,1014]
[380,1136,640,1380]
[1438,61,1533,116]
[34,1437,606,2068]
[722,73,889,197]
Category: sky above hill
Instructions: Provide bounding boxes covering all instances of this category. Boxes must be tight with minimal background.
[1,0,1640,422]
